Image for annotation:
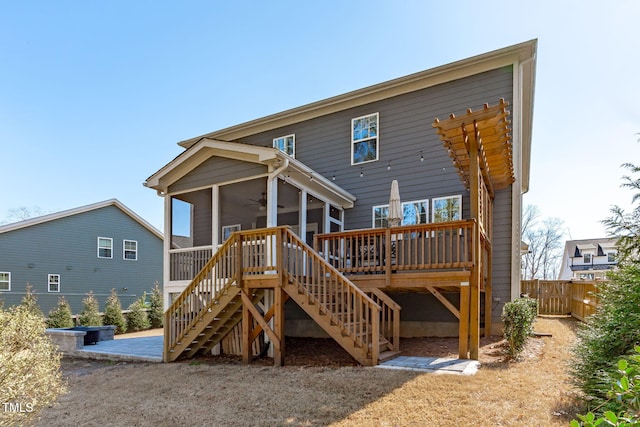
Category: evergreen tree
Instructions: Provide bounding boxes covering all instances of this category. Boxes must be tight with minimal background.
[46,296,73,328]
[21,283,43,317]
[102,289,126,334]
[78,291,102,326]
[126,297,149,332]
[148,282,163,329]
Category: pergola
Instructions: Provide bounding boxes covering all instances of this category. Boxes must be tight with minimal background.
[433,98,514,359]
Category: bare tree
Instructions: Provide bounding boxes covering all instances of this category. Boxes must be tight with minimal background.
[1,206,46,224]
[521,205,565,280]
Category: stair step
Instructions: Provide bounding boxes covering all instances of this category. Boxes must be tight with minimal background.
[379,350,401,362]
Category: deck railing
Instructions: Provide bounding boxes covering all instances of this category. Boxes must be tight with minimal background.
[314,220,476,275]
[169,246,214,281]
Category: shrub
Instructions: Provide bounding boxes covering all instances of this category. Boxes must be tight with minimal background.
[502,296,537,358]
[126,297,150,332]
[21,283,43,318]
[148,282,163,329]
[46,296,73,329]
[0,304,66,426]
[102,289,126,334]
[571,345,640,426]
[78,291,102,326]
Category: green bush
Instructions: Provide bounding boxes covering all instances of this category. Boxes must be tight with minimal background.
[502,297,537,358]
[78,291,102,326]
[46,296,73,328]
[126,297,150,332]
[571,345,640,426]
[572,264,640,414]
[148,282,163,329]
[102,289,126,334]
[0,304,66,426]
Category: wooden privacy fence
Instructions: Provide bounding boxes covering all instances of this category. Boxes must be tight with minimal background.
[520,279,600,320]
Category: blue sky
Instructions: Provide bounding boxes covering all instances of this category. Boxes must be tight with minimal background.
[1,1,638,240]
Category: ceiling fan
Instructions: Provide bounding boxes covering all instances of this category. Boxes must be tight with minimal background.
[247,193,284,209]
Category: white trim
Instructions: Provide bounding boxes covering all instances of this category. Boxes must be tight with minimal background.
[0,271,10,291]
[97,237,113,259]
[123,239,138,261]
[351,112,379,165]
[48,273,60,293]
[273,134,295,158]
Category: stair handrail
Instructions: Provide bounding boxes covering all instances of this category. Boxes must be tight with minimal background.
[164,234,239,357]
[280,227,381,363]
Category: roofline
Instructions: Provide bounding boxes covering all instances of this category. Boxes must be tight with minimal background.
[0,199,164,240]
[177,40,537,151]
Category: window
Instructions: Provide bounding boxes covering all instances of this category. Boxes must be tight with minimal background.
[583,253,592,264]
[608,252,616,263]
[222,224,241,241]
[432,195,462,223]
[48,274,60,292]
[123,240,138,260]
[372,200,429,228]
[98,237,113,258]
[351,113,379,165]
[273,134,295,157]
[0,272,10,291]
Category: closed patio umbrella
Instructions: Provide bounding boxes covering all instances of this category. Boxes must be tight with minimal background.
[388,180,402,227]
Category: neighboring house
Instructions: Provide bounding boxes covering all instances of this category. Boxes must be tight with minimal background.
[558,238,618,280]
[0,199,163,315]
[145,40,537,364]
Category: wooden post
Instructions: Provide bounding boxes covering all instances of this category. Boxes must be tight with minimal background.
[484,243,493,337]
[241,290,251,364]
[458,281,470,359]
[468,122,481,360]
[385,228,391,287]
[274,287,285,366]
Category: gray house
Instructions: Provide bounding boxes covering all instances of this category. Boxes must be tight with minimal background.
[0,199,163,315]
[146,40,537,364]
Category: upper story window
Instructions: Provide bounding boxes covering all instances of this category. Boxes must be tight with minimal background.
[0,272,10,291]
[48,274,60,292]
[583,253,592,264]
[123,240,138,260]
[607,252,616,263]
[351,113,379,165]
[98,237,113,259]
[273,134,295,157]
[432,195,462,223]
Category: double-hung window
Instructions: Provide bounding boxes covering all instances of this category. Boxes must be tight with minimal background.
[273,134,295,157]
[0,272,10,291]
[432,195,462,223]
[48,274,60,292]
[124,240,138,260]
[351,113,379,165]
[98,237,113,259]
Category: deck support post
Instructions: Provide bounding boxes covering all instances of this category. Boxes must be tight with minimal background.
[241,291,252,364]
[468,121,481,360]
[458,281,470,359]
[274,287,285,366]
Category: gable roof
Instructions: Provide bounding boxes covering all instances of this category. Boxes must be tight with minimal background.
[0,199,163,240]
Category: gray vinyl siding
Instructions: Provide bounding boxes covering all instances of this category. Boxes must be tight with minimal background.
[169,156,268,194]
[490,187,513,322]
[0,205,163,315]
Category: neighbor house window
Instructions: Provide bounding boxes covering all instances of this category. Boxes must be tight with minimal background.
[584,253,592,264]
[607,252,616,263]
[98,237,113,258]
[372,200,429,228]
[351,113,379,165]
[273,134,295,157]
[432,195,462,223]
[0,272,10,291]
[48,274,60,293]
[123,240,138,260]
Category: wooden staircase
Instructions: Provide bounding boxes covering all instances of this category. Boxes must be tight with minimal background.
[164,227,400,366]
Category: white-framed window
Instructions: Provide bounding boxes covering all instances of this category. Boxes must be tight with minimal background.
[584,253,592,264]
[222,224,241,242]
[273,134,295,157]
[48,274,60,293]
[123,240,138,260]
[432,195,462,223]
[98,237,113,259]
[607,252,616,263]
[351,113,379,165]
[372,199,429,228]
[0,272,10,291]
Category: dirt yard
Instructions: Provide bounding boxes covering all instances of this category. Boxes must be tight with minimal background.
[32,317,581,426]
